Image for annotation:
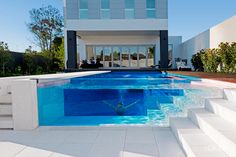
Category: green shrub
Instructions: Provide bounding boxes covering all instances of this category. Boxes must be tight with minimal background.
[200,49,220,72]
[191,50,205,71]
[218,42,236,73]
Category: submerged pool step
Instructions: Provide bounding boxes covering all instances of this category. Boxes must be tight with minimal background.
[170,117,228,157]
[188,108,236,157]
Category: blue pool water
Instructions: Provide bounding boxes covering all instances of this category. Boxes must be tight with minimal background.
[38,71,203,126]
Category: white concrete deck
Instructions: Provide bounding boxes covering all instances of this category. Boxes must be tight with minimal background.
[0,126,185,157]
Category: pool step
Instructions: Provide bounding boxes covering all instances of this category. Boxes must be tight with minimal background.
[170,117,228,157]
[0,94,12,104]
[0,116,13,129]
[0,103,12,116]
[0,94,13,129]
[223,89,236,102]
[205,98,236,125]
[188,108,236,157]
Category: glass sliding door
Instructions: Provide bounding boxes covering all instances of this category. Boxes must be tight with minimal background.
[113,47,121,67]
[121,47,130,67]
[86,45,154,68]
[130,47,138,67]
[104,47,112,67]
[139,46,147,67]
[147,46,155,66]
[87,46,95,63]
[95,47,104,65]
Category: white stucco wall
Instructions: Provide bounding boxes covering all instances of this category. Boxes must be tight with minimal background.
[78,35,160,64]
[66,19,168,31]
[210,15,236,48]
[169,36,182,68]
[181,30,210,66]
[180,15,236,67]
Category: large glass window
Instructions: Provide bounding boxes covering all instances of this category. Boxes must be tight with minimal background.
[113,47,121,67]
[125,0,135,19]
[104,47,112,67]
[130,47,138,67]
[147,46,155,66]
[79,0,88,19]
[87,46,95,63]
[86,45,155,68]
[146,0,156,18]
[95,47,104,65]
[139,47,147,67]
[101,0,110,19]
[121,47,130,67]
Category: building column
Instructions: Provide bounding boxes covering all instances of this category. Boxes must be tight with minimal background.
[160,30,169,69]
[67,31,77,69]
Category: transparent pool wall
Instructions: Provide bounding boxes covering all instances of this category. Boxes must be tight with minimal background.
[37,74,223,126]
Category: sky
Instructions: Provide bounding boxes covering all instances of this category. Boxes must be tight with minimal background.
[0,0,235,52]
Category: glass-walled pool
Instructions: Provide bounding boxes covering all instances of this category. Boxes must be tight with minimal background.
[37,71,222,126]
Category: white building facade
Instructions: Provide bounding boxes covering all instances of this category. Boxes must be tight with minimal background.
[64,0,170,69]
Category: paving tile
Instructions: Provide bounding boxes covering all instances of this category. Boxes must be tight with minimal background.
[64,130,99,144]
[14,146,53,157]
[152,127,170,132]
[95,130,126,144]
[126,126,153,131]
[2,131,38,143]
[87,142,124,157]
[0,131,15,141]
[52,143,93,157]
[0,142,26,157]
[126,130,156,144]
[0,126,188,157]
[154,130,185,157]
[46,126,100,131]
[32,131,72,144]
[21,143,60,152]
[100,126,127,131]
[123,143,159,157]
[51,153,74,157]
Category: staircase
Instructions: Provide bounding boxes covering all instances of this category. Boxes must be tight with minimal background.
[0,93,13,129]
[170,88,236,157]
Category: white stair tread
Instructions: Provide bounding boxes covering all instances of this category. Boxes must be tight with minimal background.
[0,116,13,129]
[0,104,12,115]
[207,99,236,110]
[171,118,228,157]
[0,94,12,103]
[224,89,236,102]
[189,108,236,143]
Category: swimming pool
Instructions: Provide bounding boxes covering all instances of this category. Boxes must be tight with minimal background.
[37,71,220,126]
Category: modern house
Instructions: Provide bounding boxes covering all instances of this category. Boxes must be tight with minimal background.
[64,0,171,69]
[64,0,236,69]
